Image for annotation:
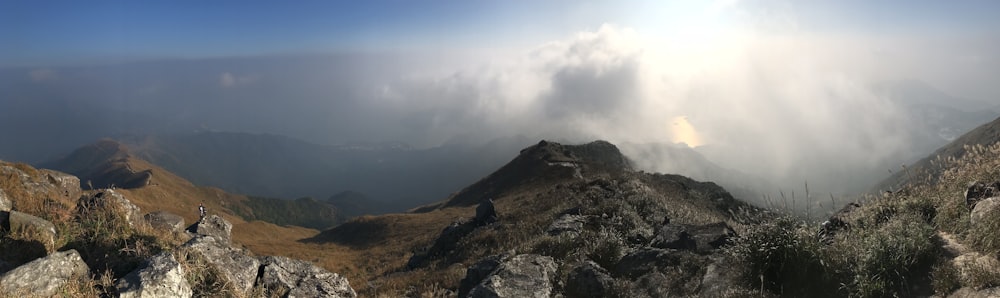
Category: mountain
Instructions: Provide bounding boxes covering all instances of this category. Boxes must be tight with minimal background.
[305,140,760,296]
[0,159,357,296]
[103,132,533,211]
[38,139,344,229]
[875,115,1000,191]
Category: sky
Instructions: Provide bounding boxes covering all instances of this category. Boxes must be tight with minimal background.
[2,0,1000,198]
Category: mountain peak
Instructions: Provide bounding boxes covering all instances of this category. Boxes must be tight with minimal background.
[431,140,632,209]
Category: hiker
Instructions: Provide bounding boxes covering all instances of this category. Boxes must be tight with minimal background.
[198,203,206,220]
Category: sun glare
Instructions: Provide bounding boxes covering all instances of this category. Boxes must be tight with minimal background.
[670,116,703,147]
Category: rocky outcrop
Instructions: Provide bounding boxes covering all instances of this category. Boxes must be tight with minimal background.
[649,222,735,253]
[182,235,260,294]
[144,211,186,232]
[116,251,192,298]
[0,250,89,296]
[5,210,57,248]
[466,254,557,298]
[186,214,233,244]
[0,188,11,211]
[565,261,614,298]
[547,213,586,237]
[458,254,509,297]
[614,247,686,278]
[475,199,498,225]
[257,256,357,298]
[78,189,142,227]
[971,197,1000,226]
[965,181,1000,210]
[42,170,83,202]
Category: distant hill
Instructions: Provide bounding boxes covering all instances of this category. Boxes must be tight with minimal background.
[102,132,533,211]
[38,139,344,229]
[874,116,1000,191]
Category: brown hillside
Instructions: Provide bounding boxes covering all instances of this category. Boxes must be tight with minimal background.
[876,116,1000,191]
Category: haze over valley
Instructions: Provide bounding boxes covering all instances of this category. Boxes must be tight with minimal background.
[3,1,1000,296]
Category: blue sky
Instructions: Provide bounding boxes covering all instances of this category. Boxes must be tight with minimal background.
[3,0,997,67]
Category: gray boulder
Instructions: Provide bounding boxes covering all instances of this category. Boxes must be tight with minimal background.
[78,189,142,227]
[41,170,82,203]
[971,197,1000,226]
[0,188,11,211]
[144,211,186,232]
[6,210,57,248]
[700,256,740,297]
[187,214,233,244]
[116,251,192,298]
[966,181,1000,210]
[257,255,357,298]
[614,247,684,278]
[565,261,614,298]
[547,214,586,237]
[467,254,557,298]
[0,250,89,296]
[475,199,498,225]
[649,222,734,253]
[458,254,510,297]
[182,235,259,294]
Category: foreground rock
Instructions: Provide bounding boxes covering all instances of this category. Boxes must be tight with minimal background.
[649,222,735,253]
[257,256,357,298]
[5,210,57,248]
[0,188,10,211]
[0,250,89,296]
[144,211,186,232]
[466,254,557,298]
[78,189,142,227]
[116,251,192,298]
[182,235,260,294]
[565,261,614,298]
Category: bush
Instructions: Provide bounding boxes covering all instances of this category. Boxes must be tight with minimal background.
[831,212,938,298]
[727,215,834,296]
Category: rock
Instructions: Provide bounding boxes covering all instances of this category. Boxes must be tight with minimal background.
[818,202,861,244]
[965,181,1000,210]
[0,188,11,211]
[700,256,740,297]
[614,247,685,278]
[116,251,192,298]
[546,214,586,237]
[78,189,142,227]
[948,287,1000,298]
[41,170,82,203]
[408,219,476,269]
[458,254,509,297]
[649,222,735,253]
[0,250,89,296]
[565,261,614,298]
[628,272,672,298]
[5,210,57,248]
[257,255,357,298]
[475,199,498,225]
[971,197,1000,226]
[144,211,186,232]
[186,214,233,244]
[182,235,259,294]
[467,254,557,298]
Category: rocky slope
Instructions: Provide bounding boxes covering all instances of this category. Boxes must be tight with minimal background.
[0,160,357,297]
[309,140,762,296]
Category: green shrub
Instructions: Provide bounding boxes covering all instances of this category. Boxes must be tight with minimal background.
[832,212,938,298]
[727,215,834,296]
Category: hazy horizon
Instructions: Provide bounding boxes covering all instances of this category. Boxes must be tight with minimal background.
[3,0,1000,200]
